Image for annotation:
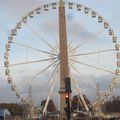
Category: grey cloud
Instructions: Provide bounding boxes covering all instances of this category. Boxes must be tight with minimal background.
[0,78,19,103]
[70,73,116,102]
[67,13,74,21]
[0,0,58,19]
[0,70,119,105]
[78,29,98,41]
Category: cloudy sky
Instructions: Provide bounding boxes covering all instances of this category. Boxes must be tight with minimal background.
[0,0,120,106]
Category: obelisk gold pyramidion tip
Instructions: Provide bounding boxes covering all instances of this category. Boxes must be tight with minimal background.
[59,0,64,7]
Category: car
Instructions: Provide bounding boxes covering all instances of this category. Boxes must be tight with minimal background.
[0,109,12,120]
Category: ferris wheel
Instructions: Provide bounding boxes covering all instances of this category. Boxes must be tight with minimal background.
[4,1,120,112]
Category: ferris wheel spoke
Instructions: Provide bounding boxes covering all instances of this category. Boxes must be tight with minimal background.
[70,39,90,54]
[19,61,59,94]
[70,59,115,74]
[47,62,60,83]
[69,28,105,53]
[69,48,115,57]
[69,62,96,89]
[35,64,60,104]
[25,23,58,54]
[70,73,89,111]
[31,60,59,81]
[12,41,58,56]
[68,15,88,48]
[10,57,57,67]
[53,36,59,52]
[43,65,59,114]
[36,60,59,83]
[46,21,59,51]
[69,62,105,96]
[96,28,105,35]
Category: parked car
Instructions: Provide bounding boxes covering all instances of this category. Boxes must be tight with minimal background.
[0,109,12,120]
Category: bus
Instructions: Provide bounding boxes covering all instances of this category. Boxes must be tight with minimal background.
[0,109,12,120]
